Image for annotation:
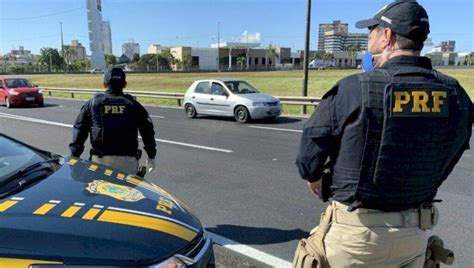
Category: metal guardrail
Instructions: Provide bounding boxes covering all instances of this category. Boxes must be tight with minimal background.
[41,87,321,109]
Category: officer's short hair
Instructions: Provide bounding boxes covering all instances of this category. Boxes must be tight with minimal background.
[393,32,424,52]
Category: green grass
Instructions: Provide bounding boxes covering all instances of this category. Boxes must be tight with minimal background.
[15,69,473,115]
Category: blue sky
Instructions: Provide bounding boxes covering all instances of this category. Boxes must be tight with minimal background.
[0,0,472,55]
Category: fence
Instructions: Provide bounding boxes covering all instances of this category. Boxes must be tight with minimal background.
[41,87,321,112]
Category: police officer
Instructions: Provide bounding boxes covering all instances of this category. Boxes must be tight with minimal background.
[293,1,472,267]
[69,67,157,175]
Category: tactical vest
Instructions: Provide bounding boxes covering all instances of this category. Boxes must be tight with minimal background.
[334,67,469,210]
[90,93,138,157]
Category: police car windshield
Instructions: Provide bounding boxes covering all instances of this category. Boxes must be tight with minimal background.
[224,81,260,94]
[0,135,48,184]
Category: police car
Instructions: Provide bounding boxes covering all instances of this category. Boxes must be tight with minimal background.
[0,134,213,267]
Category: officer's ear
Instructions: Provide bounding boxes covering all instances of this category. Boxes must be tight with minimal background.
[123,81,127,89]
[103,82,108,89]
[381,28,395,49]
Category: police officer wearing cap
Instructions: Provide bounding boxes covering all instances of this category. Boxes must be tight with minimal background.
[69,67,157,175]
[293,1,472,267]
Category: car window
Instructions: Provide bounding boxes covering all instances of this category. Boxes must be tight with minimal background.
[224,81,259,94]
[211,83,225,95]
[5,79,32,88]
[0,80,3,88]
[195,81,211,94]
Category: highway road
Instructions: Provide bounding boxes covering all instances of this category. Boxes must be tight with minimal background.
[1,98,472,267]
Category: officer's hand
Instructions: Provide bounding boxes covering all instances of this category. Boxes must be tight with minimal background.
[307,180,322,198]
[146,158,156,173]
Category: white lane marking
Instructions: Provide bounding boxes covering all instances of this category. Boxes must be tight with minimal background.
[208,232,292,267]
[10,197,24,201]
[248,125,303,133]
[49,200,61,204]
[153,138,233,153]
[150,115,165,119]
[73,203,85,206]
[93,205,104,209]
[0,112,232,153]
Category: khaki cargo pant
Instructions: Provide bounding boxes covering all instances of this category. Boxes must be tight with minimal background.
[91,155,138,175]
[293,201,428,268]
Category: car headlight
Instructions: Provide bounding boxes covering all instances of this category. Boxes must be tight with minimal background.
[38,89,42,94]
[9,90,20,95]
[253,102,265,107]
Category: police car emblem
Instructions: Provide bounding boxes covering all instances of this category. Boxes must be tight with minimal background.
[85,180,145,202]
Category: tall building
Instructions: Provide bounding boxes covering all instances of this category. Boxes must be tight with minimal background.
[148,44,163,54]
[319,20,368,52]
[86,0,106,70]
[101,20,113,55]
[433,41,456,52]
[64,40,86,63]
[122,39,140,59]
[318,21,348,50]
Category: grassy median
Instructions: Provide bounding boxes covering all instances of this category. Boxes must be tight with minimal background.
[17,69,474,115]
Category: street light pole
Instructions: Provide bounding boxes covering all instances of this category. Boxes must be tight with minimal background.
[217,21,221,72]
[59,22,65,72]
[301,0,312,114]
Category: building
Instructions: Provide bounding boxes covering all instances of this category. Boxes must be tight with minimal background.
[319,20,368,52]
[148,44,164,54]
[122,39,140,59]
[101,20,113,55]
[433,40,456,53]
[63,40,86,64]
[345,33,368,51]
[318,21,348,50]
[3,46,36,66]
[86,0,106,70]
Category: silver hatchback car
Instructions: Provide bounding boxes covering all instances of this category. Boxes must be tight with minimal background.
[183,79,282,123]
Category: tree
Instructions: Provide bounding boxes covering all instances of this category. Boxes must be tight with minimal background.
[105,54,117,67]
[347,45,358,68]
[38,47,63,72]
[63,46,77,66]
[265,45,279,69]
[323,52,334,66]
[311,51,326,61]
[236,55,246,70]
[182,52,192,71]
[131,53,140,63]
[160,49,175,70]
[72,59,91,71]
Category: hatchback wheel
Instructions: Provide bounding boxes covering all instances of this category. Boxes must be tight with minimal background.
[185,104,197,118]
[5,98,11,108]
[234,106,250,123]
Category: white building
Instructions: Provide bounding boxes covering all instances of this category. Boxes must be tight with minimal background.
[101,20,113,55]
[190,48,218,70]
[148,44,164,54]
[86,0,105,70]
[122,39,140,59]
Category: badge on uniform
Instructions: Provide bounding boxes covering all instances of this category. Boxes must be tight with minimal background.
[385,83,450,118]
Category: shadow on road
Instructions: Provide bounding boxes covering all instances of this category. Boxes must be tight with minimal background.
[194,115,302,124]
[207,224,308,245]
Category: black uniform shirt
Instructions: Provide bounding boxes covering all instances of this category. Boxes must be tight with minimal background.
[295,56,471,205]
[69,89,157,159]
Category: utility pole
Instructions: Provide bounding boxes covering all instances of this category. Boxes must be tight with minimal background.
[59,21,65,72]
[246,33,250,70]
[302,0,311,114]
[217,21,221,72]
[49,53,52,72]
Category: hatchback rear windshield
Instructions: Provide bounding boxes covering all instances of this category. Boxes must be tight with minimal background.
[5,79,33,88]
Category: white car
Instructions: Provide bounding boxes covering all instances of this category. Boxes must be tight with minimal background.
[89,68,104,74]
[183,79,282,123]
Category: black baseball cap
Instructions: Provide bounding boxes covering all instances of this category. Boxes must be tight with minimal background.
[356,0,430,42]
[103,67,126,84]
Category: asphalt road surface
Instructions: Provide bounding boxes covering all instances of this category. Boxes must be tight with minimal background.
[0,98,472,267]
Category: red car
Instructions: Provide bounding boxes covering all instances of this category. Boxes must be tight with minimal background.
[0,77,44,108]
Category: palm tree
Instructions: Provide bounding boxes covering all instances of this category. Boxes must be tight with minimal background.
[323,52,334,67]
[236,56,246,70]
[265,45,279,70]
[182,52,192,71]
[63,46,77,66]
[347,45,358,68]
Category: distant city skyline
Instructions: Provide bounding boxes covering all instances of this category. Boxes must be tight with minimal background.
[1,0,472,56]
